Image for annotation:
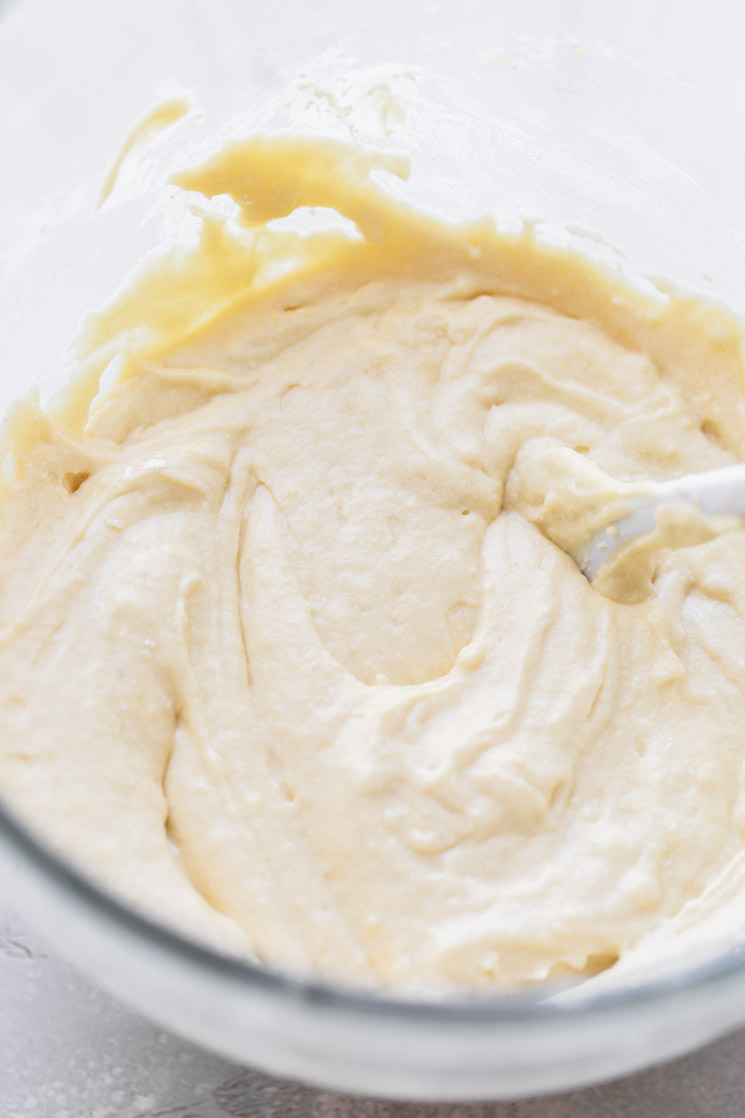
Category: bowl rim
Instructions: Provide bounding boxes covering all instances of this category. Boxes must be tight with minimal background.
[3,793,745,1026]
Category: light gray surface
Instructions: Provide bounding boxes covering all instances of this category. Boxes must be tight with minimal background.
[3,857,745,1118]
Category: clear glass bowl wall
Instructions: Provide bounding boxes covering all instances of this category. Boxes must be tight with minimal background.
[1,0,745,1100]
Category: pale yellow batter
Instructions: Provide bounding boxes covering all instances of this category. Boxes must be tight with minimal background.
[2,136,745,990]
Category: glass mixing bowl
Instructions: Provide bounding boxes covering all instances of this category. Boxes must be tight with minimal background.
[2,0,745,1100]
